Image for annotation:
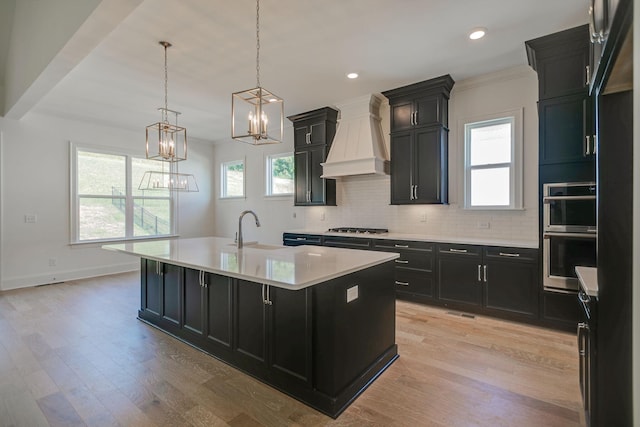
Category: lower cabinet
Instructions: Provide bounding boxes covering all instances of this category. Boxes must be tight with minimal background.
[373,239,435,299]
[437,244,539,319]
[138,257,397,418]
[437,244,483,307]
[183,268,233,349]
[234,281,311,386]
[141,259,182,325]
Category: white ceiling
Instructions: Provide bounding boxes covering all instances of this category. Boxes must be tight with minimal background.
[23,0,586,142]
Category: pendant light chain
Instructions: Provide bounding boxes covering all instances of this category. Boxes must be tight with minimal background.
[256,0,260,88]
[163,42,169,123]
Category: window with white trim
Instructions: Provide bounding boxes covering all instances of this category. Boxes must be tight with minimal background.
[266,153,293,196]
[464,111,523,209]
[71,144,173,243]
[221,159,245,198]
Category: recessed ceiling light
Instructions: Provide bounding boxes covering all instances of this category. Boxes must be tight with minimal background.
[346,72,359,79]
[469,28,487,40]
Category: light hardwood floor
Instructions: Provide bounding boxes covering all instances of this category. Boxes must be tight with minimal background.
[0,272,584,427]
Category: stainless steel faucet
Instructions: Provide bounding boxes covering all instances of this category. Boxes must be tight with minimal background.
[237,210,261,249]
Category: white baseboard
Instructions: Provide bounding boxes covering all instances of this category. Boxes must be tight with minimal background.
[0,262,140,291]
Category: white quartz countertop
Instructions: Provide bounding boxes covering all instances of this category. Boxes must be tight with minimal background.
[576,266,598,298]
[103,236,399,290]
[286,229,538,249]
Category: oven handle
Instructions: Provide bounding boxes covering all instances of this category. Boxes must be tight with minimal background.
[543,232,596,239]
[543,195,596,203]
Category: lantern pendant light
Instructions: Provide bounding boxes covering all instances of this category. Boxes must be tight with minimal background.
[146,41,187,162]
[140,41,198,192]
[231,0,284,145]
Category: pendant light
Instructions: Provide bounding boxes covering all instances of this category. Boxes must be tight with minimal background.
[140,41,198,192]
[231,0,284,145]
[146,41,187,162]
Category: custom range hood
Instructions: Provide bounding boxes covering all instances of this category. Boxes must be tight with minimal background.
[321,94,389,178]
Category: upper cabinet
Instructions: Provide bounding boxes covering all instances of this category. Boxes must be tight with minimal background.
[525,25,590,100]
[288,107,338,206]
[383,75,454,205]
[526,25,596,180]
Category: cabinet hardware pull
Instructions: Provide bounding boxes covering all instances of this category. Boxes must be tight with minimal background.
[267,285,273,305]
[395,281,410,286]
[499,252,520,257]
[305,132,311,144]
[586,135,591,155]
[296,237,306,240]
[449,248,467,253]
[414,185,418,200]
[414,111,418,126]
[394,244,409,248]
[262,284,267,304]
[395,260,409,264]
[477,265,481,282]
[543,195,596,202]
[410,112,414,126]
[592,134,597,155]
[578,290,591,303]
[483,265,487,282]
[585,65,590,85]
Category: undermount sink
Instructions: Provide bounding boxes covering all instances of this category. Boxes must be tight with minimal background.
[227,242,282,250]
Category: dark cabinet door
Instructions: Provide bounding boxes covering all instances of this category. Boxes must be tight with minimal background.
[206,273,233,348]
[143,259,162,316]
[390,132,413,204]
[183,268,204,335]
[539,94,594,165]
[294,125,310,148]
[537,49,589,99]
[308,145,327,204]
[389,98,414,131]
[484,253,538,317]
[235,280,266,363]
[309,121,326,145]
[294,150,309,205]
[437,246,483,307]
[162,263,182,325]
[395,269,434,297]
[268,286,312,385]
[414,95,443,128]
[414,126,447,204]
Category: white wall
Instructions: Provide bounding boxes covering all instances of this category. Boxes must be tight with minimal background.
[302,66,539,243]
[211,127,306,245]
[0,112,215,291]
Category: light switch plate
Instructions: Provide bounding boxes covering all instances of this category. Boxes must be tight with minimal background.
[346,285,359,303]
[24,214,37,223]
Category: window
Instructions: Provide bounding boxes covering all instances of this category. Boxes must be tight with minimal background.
[221,159,245,198]
[463,110,523,209]
[71,144,173,243]
[266,153,294,196]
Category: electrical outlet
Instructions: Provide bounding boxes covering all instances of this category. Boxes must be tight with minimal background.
[24,214,37,223]
[292,212,297,219]
[477,221,490,229]
[420,212,427,222]
[49,258,57,267]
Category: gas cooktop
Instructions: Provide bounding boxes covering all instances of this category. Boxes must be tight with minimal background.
[327,227,389,234]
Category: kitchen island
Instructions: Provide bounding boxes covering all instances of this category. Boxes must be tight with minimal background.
[103,237,399,418]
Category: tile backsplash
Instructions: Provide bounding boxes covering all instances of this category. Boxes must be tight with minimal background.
[303,175,538,242]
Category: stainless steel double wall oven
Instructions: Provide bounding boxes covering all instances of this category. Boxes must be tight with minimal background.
[542,182,597,292]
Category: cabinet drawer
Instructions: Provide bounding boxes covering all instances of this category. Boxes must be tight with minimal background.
[283,233,322,246]
[322,236,371,249]
[437,243,482,257]
[373,239,434,252]
[394,252,433,271]
[395,269,434,297]
[484,247,538,263]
